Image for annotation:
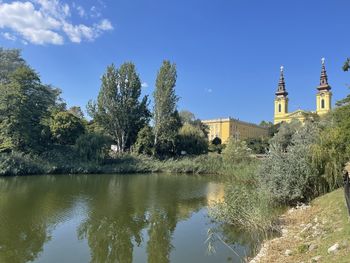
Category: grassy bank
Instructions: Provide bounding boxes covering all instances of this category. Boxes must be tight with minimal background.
[251,188,350,263]
[0,151,258,177]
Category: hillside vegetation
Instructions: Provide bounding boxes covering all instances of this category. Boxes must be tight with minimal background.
[251,188,350,263]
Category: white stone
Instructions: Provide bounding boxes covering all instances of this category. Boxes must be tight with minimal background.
[284,249,292,256]
[311,255,322,262]
[327,243,340,254]
[309,243,318,251]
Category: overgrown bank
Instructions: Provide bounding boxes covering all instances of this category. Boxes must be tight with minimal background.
[0,151,258,176]
[250,188,350,263]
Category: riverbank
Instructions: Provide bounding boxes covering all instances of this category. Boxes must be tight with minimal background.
[0,151,258,177]
[250,188,350,263]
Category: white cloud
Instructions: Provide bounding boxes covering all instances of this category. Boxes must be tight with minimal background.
[76,5,85,18]
[206,88,213,93]
[0,0,113,45]
[97,19,113,31]
[1,32,16,41]
[141,82,149,88]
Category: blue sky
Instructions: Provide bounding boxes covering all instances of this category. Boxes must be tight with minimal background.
[0,0,349,124]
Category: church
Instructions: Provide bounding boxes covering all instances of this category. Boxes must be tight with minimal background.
[274,58,332,124]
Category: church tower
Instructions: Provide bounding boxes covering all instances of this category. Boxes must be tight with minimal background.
[316,58,332,116]
[274,66,289,124]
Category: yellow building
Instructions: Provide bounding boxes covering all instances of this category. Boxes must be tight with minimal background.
[201,117,268,143]
[274,58,332,125]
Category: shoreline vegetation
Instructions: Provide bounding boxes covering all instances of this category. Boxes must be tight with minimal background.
[0,151,259,176]
[249,188,350,263]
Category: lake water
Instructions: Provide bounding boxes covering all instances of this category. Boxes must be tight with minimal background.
[0,174,258,263]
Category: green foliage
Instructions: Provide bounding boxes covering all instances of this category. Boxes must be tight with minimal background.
[88,62,150,152]
[75,133,112,162]
[179,110,195,124]
[176,123,208,155]
[222,138,252,164]
[311,107,350,191]
[0,152,45,176]
[245,137,269,154]
[209,183,277,234]
[134,126,154,155]
[261,121,322,204]
[0,48,26,83]
[68,106,84,119]
[153,61,181,156]
[50,111,85,145]
[268,120,301,152]
[0,65,59,153]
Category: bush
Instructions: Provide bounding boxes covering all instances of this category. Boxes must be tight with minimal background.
[176,123,208,155]
[0,152,45,176]
[75,133,112,163]
[222,138,252,164]
[209,183,277,234]
[260,121,322,205]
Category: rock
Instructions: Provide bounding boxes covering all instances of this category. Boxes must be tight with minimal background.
[284,249,292,256]
[327,243,340,254]
[308,243,318,251]
[282,228,288,235]
[311,255,322,262]
[314,217,318,223]
[301,223,313,233]
[312,223,320,230]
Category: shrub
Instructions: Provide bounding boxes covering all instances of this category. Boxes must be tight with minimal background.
[0,152,45,176]
[222,138,252,164]
[261,121,321,205]
[209,183,277,234]
[75,133,112,162]
[176,123,208,155]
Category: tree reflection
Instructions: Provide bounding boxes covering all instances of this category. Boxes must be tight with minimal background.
[76,175,208,263]
[0,174,246,263]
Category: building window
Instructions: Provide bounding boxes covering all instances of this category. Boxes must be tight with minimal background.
[321,99,325,109]
[278,104,281,113]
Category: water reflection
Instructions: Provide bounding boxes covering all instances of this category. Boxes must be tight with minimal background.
[0,174,256,263]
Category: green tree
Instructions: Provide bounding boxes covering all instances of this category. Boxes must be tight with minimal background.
[179,110,195,124]
[0,66,59,152]
[75,133,112,162]
[153,61,181,156]
[50,111,85,145]
[176,123,208,155]
[0,48,26,83]
[68,106,84,119]
[133,126,154,155]
[88,62,150,152]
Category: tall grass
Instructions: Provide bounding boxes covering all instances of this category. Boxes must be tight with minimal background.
[209,183,280,235]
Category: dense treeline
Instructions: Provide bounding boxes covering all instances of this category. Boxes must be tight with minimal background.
[1,48,262,175]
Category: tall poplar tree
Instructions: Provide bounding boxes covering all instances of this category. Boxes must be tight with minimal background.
[153,60,181,156]
[88,62,150,152]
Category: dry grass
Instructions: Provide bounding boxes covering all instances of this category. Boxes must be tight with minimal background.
[251,188,350,263]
